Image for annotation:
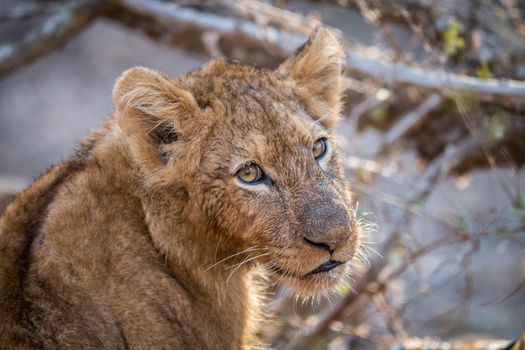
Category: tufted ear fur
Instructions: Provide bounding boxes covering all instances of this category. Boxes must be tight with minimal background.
[278,27,345,129]
[113,67,199,172]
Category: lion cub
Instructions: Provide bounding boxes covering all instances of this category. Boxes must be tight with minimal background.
[0,28,359,349]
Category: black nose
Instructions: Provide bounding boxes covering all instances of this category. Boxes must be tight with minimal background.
[303,234,346,254]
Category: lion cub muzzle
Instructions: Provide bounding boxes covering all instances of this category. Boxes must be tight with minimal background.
[296,183,354,263]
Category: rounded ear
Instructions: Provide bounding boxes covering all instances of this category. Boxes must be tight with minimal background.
[112,67,199,171]
[278,27,345,129]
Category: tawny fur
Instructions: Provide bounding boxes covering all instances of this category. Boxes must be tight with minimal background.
[0,28,359,349]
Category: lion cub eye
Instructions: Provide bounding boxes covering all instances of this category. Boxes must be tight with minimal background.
[312,138,328,160]
[236,163,265,185]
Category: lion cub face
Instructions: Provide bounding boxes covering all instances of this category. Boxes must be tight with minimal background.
[113,28,359,295]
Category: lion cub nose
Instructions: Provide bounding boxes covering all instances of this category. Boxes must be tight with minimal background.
[303,226,349,254]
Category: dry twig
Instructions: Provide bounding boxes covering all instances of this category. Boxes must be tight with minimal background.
[379,94,444,154]
[113,0,525,99]
[0,0,107,77]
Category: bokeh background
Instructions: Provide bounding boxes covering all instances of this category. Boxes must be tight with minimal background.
[1,1,524,349]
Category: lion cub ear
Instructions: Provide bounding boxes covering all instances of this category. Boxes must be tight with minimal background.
[112,67,199,171]
[278,27,345,129]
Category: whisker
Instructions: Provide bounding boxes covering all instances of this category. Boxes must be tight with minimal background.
[226,252,272,284]
[356,250,371,267]
[226,252,272,271]
[204,246,265,272]
[360,244,382,258]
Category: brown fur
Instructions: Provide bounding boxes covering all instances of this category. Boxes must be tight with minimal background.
[0,28,359,349]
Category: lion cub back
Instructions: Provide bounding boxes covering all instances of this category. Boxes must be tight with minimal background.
[0,163,74,346]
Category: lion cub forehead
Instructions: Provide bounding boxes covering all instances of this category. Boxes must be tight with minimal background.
[251,101,329,143]
[275,103,328,138]
[225,107,328,171]
[184,61,329,141]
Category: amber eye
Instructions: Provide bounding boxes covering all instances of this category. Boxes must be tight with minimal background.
[312,138,328,160]
[236,163,265,184]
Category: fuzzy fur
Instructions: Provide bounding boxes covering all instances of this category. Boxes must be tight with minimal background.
[0,27,359,349]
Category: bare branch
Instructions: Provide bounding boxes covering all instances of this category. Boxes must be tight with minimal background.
[348,88,392,125]
[0,0,107,77]
[347,51,525,97]
[0,2,54,21]
[480,278,525,307]
[114,0,525,98]
[379,94,444,154]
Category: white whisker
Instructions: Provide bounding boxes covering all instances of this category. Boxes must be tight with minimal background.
[226,252,272,284]
[360,244,382,258]
[226,252,272,271]
[204,246,265,272]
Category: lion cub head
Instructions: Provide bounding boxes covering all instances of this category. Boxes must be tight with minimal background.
[112,28,359,295]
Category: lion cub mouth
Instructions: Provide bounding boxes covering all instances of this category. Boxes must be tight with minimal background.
[268,260,345,279]
[305,260,343,276]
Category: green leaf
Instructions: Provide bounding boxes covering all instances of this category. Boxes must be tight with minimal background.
[443,19,465,56]
[476,64,492,80]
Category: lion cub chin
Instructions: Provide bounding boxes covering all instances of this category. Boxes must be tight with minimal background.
[0,27,359,349]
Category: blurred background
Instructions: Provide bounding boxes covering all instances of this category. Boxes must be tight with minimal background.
[1,0,524,349]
